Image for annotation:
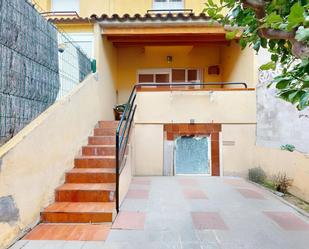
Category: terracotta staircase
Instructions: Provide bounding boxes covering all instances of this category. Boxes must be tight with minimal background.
[24,121,119,241]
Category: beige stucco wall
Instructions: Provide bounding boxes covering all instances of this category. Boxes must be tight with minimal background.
[221,124,309,202]
[221,124,256,177]
[221,41,257,88]
[134,124,164,176]
[0,74,111,249]
[94,24,117,120]
[34,0,210,16]
[135,90,256,124]
[119,131,134,204]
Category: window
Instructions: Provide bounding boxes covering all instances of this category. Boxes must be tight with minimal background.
[153,0,184,10]
[51,0,80,12]
[137,68,202,86]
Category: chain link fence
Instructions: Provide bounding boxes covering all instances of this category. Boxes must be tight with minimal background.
[0,0,92,145]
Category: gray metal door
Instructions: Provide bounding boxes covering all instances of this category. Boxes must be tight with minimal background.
[175,136,210,175]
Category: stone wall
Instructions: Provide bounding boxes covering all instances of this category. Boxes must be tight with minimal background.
[0,0,60,145]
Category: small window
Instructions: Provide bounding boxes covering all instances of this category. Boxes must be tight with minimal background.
[52,0,80,12]
[153,0,184,10]
[139,74,154,83]
[172,69,186,82]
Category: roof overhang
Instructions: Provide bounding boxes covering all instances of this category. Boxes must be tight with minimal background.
[50,13,236,47]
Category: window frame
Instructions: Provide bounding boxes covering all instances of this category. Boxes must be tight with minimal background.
[152,0,185,10]
[51,0,80,13]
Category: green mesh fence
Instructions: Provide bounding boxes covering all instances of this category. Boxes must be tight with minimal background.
[0,0,92,145]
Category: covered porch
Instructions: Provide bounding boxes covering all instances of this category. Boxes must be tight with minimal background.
[95,13,257,104]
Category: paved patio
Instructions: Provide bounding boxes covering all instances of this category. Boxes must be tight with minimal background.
[12,176,309,249]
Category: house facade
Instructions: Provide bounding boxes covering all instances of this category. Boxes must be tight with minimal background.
[34,0,258,178]
[0,1,309,248]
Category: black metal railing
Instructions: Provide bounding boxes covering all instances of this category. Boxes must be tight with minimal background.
[115,81,248,212]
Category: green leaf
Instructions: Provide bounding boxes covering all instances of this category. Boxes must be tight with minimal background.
[260,61,276,71]
[265,12,283,28]
[225,29,238,40]
[239,38,247,49]
[208,0,215,7]
[253,40,261,52]
[271,54,279,62]
[287,3,305,31]
[298,92,309,110]
[276,79,290,89]
[261,38,267,48]
[295,26,309,42]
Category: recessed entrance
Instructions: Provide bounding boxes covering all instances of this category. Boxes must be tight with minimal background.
[175,136,211,175]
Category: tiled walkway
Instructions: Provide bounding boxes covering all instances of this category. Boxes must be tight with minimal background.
[12,176,309,249]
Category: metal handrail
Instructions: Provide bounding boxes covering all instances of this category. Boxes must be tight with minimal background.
[115,81,248,212]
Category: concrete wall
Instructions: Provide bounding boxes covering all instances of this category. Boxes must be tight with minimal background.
[135,90,256,124]
[256,49,309,153]
[133,90,255,176]
[116,45,223,104]
[134,124,164,176]
[0,74,110,249]
[221,124,309,202]
[119,132,134,204]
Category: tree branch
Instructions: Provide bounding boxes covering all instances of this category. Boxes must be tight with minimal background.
[241,0,309,59]
[258,28,295,40]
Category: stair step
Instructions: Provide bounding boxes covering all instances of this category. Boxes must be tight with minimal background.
[66,168,116,183]
[41,202,116,223]
[23,223,111,241]
[82,145,116,156]
[98,121,119,129]
[74,156,116,168]
[94,128,116,136]
[88,136,115,145]
[55,183,115,202]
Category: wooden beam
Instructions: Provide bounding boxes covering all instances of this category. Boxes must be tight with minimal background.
[113,41,231,47]
[102,26,227,36]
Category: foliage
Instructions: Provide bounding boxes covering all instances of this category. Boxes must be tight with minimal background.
[204,0,309,110]
[280,144,296,152]
[272,172,293,193]
[248,167,267,183]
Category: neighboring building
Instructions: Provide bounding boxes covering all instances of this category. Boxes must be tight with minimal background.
[0,1,308,248]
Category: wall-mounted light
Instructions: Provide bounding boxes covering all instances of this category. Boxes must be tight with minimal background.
[167,55,173,63]
[58,43,66,53]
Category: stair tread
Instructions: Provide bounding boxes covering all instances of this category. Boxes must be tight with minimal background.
[83,145,116,148]
[68,168,115,174]
[23,223,111,241]
[57,183,116,191]
[44,202,115,213]
[89,135,115,138]
[75,156,116,159]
